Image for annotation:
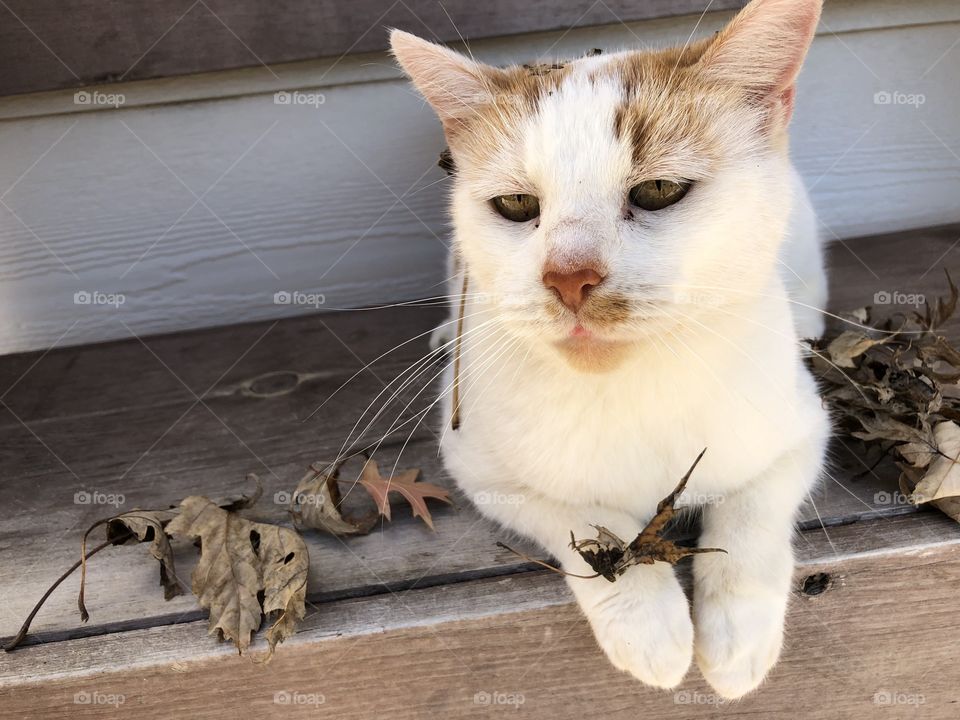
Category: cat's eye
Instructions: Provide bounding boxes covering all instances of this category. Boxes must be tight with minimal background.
[491,194,540,222]
[628,179,691,211]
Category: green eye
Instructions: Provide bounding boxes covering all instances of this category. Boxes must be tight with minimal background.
[491,194,540,222]
[628,179,691,211]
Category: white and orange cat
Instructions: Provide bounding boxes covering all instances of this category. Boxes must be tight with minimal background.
[392,0,829,699]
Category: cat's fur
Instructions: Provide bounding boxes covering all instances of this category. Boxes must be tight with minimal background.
[392,0,829,699]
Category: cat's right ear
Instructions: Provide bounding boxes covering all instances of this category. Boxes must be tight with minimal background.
[390,30,495,135]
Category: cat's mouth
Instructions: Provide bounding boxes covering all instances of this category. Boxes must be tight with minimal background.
[552,329,631,372]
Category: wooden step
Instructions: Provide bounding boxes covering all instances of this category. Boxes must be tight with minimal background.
[1,223,959,718]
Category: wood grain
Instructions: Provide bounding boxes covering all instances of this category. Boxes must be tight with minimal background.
[3,514,959,718]
[0,7,958,353]
[1,225,956,645]
[0,0,749,97]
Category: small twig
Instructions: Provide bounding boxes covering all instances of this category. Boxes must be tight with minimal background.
[450,271,469,430]
[495,542,601,579]
[4,531,130,651]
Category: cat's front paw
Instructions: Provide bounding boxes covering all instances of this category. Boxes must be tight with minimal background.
[579,571,693,689]
[694,590,786,699]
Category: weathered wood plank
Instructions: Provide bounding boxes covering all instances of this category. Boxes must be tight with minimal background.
[2,11,958,353]
[1,224,954,644]
[3,513,959,719]
[0,0,751,97]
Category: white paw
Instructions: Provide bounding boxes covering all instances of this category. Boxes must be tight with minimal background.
[579,572,693,689]
[694,591,785,699]
[429,323,455,351]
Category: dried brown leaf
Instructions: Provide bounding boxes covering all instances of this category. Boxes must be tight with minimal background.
[106,509,182,600]
[570,450,725,581]
[826,330,884,368]
[909,421,960,505]
[289,464,376,536]
[357,458,452,530]
[166,496,308,655]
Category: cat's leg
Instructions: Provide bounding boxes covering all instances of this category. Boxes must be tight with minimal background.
[692,441,822,699]
[448,458,693,688]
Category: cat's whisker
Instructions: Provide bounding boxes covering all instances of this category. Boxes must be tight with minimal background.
[645,282,931,336]
[385,332,525,498]
[333,315,503,463]
[338,324,514,502]
[303,304,497,425]
[328,312,500,463]
[702,301,872,404]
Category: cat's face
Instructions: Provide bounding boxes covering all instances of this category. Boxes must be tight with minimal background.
[393,0,821,370]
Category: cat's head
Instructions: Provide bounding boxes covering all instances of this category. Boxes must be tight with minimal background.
[392,0,821,371]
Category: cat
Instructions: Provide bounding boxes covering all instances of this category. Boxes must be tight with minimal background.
[391,0,829,699]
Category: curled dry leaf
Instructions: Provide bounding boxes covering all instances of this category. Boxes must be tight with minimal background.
[289,464,377,535]
[825,330,888,368]
[570,450,726,582]
[106,509,182,601]
[290,457,451,534]
[166,496,308,656]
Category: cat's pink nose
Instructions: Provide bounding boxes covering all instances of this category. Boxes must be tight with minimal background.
[542,267,605,312]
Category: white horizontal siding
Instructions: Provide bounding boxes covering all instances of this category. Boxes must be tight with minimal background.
[0,0,958,354]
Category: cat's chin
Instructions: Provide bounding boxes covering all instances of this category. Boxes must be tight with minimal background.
[552,336,633,373]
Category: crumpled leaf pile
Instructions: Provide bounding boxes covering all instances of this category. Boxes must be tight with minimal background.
[808,272,960,521]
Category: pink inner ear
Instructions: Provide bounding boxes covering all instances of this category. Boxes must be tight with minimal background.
[390,29,492,131]
[699,0,822,101]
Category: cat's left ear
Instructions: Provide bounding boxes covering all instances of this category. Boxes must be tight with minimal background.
[698,0,822,123]
[390,29,497,136]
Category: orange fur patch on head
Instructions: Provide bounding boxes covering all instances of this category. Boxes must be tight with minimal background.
[610,45,770,179]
